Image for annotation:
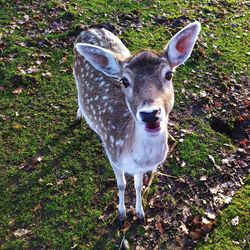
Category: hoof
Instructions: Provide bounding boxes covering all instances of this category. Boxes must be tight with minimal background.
[136,212,146,224]
[118,213,126,228]
[118,212,126,222]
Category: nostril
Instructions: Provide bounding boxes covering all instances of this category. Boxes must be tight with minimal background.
[152,109,161,116]
[140,110,160,123]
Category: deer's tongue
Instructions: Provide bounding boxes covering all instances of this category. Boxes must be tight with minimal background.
[145,121,161,132]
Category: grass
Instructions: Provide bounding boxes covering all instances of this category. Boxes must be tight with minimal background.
[0,0,249,249]
[168,120,234,177]
[198,177,250,250]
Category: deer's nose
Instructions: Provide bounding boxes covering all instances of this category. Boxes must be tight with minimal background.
[139,109,161,124]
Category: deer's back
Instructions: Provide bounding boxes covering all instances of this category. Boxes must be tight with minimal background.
[74,28,133,162]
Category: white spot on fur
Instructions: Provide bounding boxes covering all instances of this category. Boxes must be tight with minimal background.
[103,133,107,140]
[110,136,114,144]
[115,139,124,146]
[103,96,108,100]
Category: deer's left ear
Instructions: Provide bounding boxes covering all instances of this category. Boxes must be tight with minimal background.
[164,21,201,70]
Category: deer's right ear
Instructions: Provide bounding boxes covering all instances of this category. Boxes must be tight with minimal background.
[164,21,201,70]
[75,43,121,78]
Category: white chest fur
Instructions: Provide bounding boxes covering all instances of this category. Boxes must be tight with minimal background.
[114,126,169,174]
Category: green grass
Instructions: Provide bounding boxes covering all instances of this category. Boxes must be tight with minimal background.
[168,120,234,177]
[197,177,250,250]
[0,0,249,248]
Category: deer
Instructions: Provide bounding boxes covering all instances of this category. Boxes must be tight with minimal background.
[73,21,201,221]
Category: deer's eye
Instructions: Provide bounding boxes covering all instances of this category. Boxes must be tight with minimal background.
[165,71,173,81]
[120,77,130,88]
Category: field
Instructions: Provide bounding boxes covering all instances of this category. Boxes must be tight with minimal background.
[0,0,249,249]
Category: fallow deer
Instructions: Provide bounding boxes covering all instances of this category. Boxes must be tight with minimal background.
[73,21,201,221]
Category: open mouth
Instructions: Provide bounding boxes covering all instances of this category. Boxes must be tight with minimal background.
[145,121,161,133]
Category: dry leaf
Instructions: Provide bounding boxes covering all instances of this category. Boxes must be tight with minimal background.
[224,196,232,204]
[231,216,239,226]
[200,175,207,181]
[13,228,31,237]
[208,155,222,171]
[32,203,42,212]
[56,179,64,186]
[32,155,43,164]
[209,187,219,194]
[155,221,164,234]
[180,222,189,234]
[13,123,23,129]
[239,138,248,147]
[18,163,29,170]
[12,87,23,94]
[189,217,215,241]
[199,90,207,97]
[120,221,131,233]
[205,211,216,220]
[202,217,211,224]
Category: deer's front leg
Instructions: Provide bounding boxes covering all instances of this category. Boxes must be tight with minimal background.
[113,166,126,221]
[134,173,145,220]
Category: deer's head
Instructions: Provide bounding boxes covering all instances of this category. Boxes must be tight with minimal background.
[75,22,201,135]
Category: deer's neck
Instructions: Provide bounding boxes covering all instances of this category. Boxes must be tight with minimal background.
[133,122,168,164]
[111,118,169,174]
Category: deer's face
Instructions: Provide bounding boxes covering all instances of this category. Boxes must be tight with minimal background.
[121,51,174,134]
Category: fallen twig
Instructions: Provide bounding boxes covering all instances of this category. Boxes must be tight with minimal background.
[168,141,178,157]
[156,171,180,179]
[118,235,126,250]
[142,171,155,206]
[168,133,176,142]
